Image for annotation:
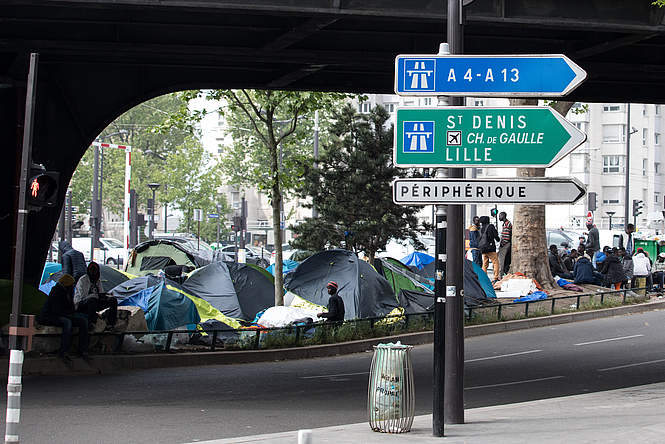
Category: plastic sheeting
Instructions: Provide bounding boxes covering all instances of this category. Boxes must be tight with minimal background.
[257,306,319,328]
[284,249,399,320]
[266,259,300,276]
[182,262,243,319]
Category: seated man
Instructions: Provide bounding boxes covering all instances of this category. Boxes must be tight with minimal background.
[563,249,578,272]
[548,245,573,280]
[37,274,89,361]
[74,262,118,329]
[573,249,605,286]
[653,252,665,292]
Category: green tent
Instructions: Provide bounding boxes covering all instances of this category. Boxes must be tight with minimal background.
[125,239,211,276]
[374,257,433,297]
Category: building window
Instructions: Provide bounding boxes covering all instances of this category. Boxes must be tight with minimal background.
[603,104,622,112]
[602,124,625,143]
[422,98,433,106]
[656,133,661,145]
[643,105,648,116]
[657,105,661,115]
[570,153,588,173]
[602,155,624,173]
[602,186,622,205]
[643,159,648,176]
[384,103,396,113]
[656,162,661,174]
[474,100,484,107]
[358,102,371,113]
[643,128,648,146]
[655,193,660,204]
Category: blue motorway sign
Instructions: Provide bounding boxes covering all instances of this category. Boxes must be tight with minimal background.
[394,54,586,97]
[208,213,219,219]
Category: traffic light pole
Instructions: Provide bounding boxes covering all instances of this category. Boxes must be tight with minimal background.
[7,52,38,444]
[624,103,631,226]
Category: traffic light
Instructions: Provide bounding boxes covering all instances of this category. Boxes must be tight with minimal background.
[588,192,597,212]
[27,166,59,210]
[632,199,644,217]
[490,208,498,217]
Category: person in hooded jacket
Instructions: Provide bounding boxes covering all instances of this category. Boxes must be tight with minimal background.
[573,248,604,285]
[37,274,90,361]
[600,250,626,290]
[478,215,500,280]
[74,261,118,329]
[631,248,652,289]
[59,240,87,281]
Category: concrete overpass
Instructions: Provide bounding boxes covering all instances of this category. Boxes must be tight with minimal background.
[1,0,665,283]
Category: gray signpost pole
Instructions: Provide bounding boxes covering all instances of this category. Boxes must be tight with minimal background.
[444,0,465,425]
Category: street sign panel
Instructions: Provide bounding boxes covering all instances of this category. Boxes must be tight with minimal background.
[394,54,586,97]
[208,213,219,219]
[393,177,586,205]
[394,107,586,168]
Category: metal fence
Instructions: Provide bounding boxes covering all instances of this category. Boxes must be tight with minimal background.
[11,287,651,355]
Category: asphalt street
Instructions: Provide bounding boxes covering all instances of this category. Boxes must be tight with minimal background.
[4,309,665,443]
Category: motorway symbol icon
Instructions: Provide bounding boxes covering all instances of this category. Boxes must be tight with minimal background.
[393,177,586,205]
[394,54,587,97]
[403,121,434,152]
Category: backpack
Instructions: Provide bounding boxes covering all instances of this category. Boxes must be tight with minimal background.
[478,226,490,251]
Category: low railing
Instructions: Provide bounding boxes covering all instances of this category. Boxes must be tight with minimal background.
[9,287,651,355]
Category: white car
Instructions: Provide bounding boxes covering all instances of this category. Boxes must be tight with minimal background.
[70,237,127,266]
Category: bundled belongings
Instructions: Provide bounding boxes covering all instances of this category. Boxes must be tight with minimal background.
[125,238,212,276]
[284,249,400,320]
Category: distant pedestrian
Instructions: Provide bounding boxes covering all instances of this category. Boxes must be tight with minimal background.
[586,223,600,268]
[468,216,482,267]
[37,274,89,361]
[623,223,636,256]
[59,240,87,282]
[74,262,118,329]
[317,281,345,322]
[498,212,512,278]
[478,216,500,281]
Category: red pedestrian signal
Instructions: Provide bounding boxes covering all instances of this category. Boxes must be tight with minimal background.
[27,169,59,209]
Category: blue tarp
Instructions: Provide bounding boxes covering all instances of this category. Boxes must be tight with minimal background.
[39,280,57,296]
[41,262,62,285]
[266,260,300,276]
[471,262,496,299]
[513,291,548,303]
[400,252,435,270]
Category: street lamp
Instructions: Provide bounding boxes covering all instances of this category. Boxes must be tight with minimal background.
[606,211,616,230]
[147,183,160,239]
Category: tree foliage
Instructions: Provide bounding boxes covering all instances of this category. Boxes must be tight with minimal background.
[291,104,422,263]
[182,89,348,305]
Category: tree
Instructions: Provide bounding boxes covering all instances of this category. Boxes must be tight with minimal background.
[184,89,347,306]
[509,99,575,291]
[292,104,422,263]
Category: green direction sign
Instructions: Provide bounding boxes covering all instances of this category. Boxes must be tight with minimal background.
[394,106,586,168]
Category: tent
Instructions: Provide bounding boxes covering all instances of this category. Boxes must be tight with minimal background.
[226,262,275,321]
[40,264,133,295]
[266,259,300,276]
[110,275,241,331]
[401,252,435,270]
[182,262,244,319]
[283,249,399,320]
[374,257,434,296]
[398,289,435,314]
[125,238,212,276]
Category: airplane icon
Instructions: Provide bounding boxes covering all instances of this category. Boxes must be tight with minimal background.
[447,131,462,146]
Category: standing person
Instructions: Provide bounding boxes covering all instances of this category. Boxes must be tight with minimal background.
[37,274,90,361]
[467,216,482,267]
[498,212,512,279]
[74,262,118,329]
[586,222,600,268]
[478,216,500,281]
[623,223,636,256]
[652,253,665,292]
[317,281,345,322]
[59,240,87,282]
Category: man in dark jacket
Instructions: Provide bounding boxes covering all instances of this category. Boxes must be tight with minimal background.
[468,216,482,267]
[563,249,578,272]
[478,215,501,280]
[548,245,573,279]
[586,223,600,268]
[600,251,626,290]
[37,274,90,361]
[59,240,87,281]
[317,281,345,322]
[573,250,604,285]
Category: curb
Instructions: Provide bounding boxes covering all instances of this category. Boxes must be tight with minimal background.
[9,299,665,376]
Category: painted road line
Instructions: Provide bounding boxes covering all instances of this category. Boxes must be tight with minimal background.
[300,372,370,379]
[465,349,542,363]
[598,358,665,372]
[574,334,644,346]
[465,375,565,390]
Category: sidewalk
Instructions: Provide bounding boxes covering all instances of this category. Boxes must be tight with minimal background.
[196,382,665,443]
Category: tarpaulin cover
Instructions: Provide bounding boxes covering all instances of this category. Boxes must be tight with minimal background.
[401,252,435,270]
[266,259,300,276]
[182,262,243,319]
[226,262,275,321]
[397,289,435,314]
[283,249,399,320]
[41,262,62,285]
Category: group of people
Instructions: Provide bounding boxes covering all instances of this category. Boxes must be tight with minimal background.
[548,223,665,291]
[468,212,512,281]
[38,241,119,362]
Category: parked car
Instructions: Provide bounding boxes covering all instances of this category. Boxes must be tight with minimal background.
[218,245,269,267]
[70,237,127,266]
[546,229,578,254]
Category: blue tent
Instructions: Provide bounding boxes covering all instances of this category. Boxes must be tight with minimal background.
[41,262,62,285]
[266,259,299,276]
[400,252,435,270]
[471,261,496,299]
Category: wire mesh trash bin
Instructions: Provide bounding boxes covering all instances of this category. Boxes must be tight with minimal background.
[368,342,415,433]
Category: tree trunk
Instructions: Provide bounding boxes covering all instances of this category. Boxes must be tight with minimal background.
[269,140,284,306]
[509,99,574,291]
